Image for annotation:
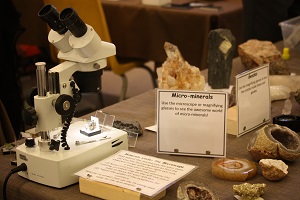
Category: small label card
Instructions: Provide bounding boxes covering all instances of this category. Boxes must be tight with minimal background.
[156,89,228,157]
[75,150,196,197]
[235,64,271,137]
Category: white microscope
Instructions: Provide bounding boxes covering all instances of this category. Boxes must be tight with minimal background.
[16,5,128,188]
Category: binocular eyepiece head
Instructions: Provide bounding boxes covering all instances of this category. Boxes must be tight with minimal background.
[59,7,87,38]
[38,5,87,38]
[38,4,67,35]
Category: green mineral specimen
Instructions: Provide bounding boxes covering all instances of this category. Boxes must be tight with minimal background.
[208,29,236,89]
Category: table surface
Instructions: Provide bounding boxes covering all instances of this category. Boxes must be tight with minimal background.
[1,43,300,199]
[102,0,243,69]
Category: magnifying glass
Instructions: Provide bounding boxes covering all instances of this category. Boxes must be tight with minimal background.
[273,115,300,133]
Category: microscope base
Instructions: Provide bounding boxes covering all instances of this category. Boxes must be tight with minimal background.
[16,121,128,188]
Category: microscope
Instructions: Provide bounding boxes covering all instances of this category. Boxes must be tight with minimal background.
[16,5,128,188]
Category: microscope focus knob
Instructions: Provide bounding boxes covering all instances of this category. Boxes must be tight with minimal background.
[55,94,75,116]
[25,137,36,147]
[22,107,38,126]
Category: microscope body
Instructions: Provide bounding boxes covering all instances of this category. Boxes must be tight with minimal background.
[16,5,128,188]
[31,23,115,151]
[35,23,115,132]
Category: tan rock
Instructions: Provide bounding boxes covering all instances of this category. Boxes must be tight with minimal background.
[238,39,290,75]
[247,124,300,161]
[259,159,288,181]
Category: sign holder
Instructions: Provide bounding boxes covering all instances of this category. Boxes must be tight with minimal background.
[227,64,271,137]
[156,89,228,157]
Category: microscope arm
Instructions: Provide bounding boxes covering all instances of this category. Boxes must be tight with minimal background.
[48,59,107,96]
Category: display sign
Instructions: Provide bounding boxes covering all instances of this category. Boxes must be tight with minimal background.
[75,150,196,197]
[235,64,271,137]
[156,89,228,157]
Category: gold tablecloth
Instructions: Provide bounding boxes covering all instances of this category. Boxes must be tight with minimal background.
[1,42,300,199]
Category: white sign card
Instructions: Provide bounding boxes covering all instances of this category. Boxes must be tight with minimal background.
[156,89,228,157]
[75,150,197,197]
[235,64,271,137]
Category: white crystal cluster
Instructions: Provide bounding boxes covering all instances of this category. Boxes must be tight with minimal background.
[158,42,205,90]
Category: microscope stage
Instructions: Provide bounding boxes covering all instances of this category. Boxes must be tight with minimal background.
[16,121,128,188]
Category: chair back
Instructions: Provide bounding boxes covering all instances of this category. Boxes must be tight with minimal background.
[0,99,16,146]
[43,0,120,73]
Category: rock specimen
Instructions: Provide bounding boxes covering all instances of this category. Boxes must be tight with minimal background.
[233,183,266,200]
[294,88,300,105]
[113,120,143,136]
[247,124,300,161]
[238,39,290,75]
[158,42,205,90]
[269,75,300,92]
[229,86,236,107]
[208,29,236,89]
[211,158,257,181]
[177,181,218,200]
[259,159,288,181]
[270,85,291,102]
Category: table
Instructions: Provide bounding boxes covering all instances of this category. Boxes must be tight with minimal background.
[102,0,243,70]
[1,43,300,199]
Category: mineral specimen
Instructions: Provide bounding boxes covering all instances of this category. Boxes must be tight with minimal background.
[158,42,205,90]
[177,181,218,200]
[233,183,266,200]
[269,75,300,92]
[211,158,257,181]
[259,159,288,181]
[270,85,291,102]
[238,39,290,75]
[294,88,300,105]
[281,99,292,115]
[229,86,237,107]
[247,124,300,161]
[113,120,143,136]
[208,29,236,89]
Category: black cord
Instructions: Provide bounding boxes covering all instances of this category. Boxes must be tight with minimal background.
[60,81,81,150]
[3,163,27,200]
[60,110,75,150]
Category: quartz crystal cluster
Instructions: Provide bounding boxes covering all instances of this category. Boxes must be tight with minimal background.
[158,42,205,90]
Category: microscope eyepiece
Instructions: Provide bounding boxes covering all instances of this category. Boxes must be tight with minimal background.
[60,8,87,38]
[38,4,68,35]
